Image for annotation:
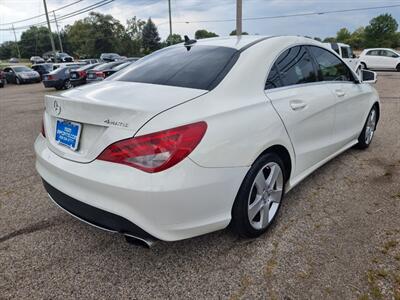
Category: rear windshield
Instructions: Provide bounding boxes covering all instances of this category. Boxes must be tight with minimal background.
[113,45,238,90]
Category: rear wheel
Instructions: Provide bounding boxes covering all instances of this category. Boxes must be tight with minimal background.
[64,80,72,89]
[231,153,285,238]
[396,64,400,72]
[356,106,378,149]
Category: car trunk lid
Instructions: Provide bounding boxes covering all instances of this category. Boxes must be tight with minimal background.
[43,80,207,163]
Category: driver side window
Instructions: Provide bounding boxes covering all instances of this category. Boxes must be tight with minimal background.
[308,46,353,82]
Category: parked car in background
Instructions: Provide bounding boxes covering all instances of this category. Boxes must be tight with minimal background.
[100,53,122,62]
[323,42,360,72]
[42,66,79,90]
[99,61,133,78]
[35,36,379,245]
[359,48,400,71]
[86,60,126,82]
[0,69,5,88]
[9,57,19,63]
[30,56,45,64]
[55,52,74,63]
[53,62,85,70]
[3,66,40,84]
[124,57,140,62]
[78,59,100,65]
[70,63,102,87]
[32,63,53,80]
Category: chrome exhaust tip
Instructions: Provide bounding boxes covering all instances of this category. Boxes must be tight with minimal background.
[125,234,157,248]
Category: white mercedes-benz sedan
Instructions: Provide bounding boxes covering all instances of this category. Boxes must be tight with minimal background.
[35,36,380,245]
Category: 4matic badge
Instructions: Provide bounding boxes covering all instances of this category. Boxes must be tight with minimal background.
[104,118,128,128]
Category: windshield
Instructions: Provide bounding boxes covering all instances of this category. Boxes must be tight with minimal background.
[14,66,31,72]
[113,45,238,90]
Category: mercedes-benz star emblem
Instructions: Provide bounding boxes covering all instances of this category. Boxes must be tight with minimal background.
[53,100,61,115]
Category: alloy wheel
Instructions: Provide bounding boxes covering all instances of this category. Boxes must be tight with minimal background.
[365,108,377,145]
[248,162,283,230]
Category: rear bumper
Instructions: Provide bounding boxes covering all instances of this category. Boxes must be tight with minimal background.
[43,80,62,88]
[43,179,157,242]
[35,135,248,241]
[71,78,85,86]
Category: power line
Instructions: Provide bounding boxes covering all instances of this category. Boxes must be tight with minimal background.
[157,3,400,25]
[0,0,114,31]
[0,0,85,26]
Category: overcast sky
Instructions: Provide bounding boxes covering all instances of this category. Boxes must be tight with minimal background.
[0,0,399,44]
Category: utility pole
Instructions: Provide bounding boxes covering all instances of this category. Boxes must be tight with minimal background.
[236,0,242,36]
[11,24,21,59]
[43,0,56,52]
[53,11,63,52]
[168,0,172,37]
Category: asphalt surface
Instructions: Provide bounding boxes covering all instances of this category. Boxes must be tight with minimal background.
[1,74,399,299]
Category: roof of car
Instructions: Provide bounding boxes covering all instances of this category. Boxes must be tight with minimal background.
[174,35,326,51]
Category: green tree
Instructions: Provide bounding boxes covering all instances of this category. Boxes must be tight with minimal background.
[18,26,58,57]
[165,34,183,46]
[336,28,351,43]
[194,29,218,39]
[364,14,398,48]
[347,27,365,50]
[0,41,19,59]
[65,12,128,58]
[126,16,146,55]
[142,18,161,53]
[323,37,337,43]
[229,30,248,35]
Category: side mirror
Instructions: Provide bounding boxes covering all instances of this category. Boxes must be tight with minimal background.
[361,69,377,84]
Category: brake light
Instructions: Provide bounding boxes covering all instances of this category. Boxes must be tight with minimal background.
[97,122,207,173]
[95,71,105,78]
[46,75,54,80]
[78,70,86,78]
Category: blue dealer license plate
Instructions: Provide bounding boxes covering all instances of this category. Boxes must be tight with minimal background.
[55,119,82,151]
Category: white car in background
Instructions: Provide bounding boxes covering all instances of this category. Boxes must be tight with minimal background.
[35,36,380,246]
[359,48,400,71]
[324,42,360,72]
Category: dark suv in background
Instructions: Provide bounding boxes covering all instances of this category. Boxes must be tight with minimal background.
[31,63,53,80]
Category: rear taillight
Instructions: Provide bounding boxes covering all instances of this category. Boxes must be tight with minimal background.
[47,75,54,80]
[95,71,105,78]
[78,70,86,78]
[97,122,207,173]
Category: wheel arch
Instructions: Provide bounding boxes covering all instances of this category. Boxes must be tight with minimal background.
[255,144,292,182]
[373,101,380,128]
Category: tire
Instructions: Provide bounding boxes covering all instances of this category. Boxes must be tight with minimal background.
[63,80,72,89]
[396,64,400,72]
[16,77,21,85]
[360,62,367,70]
[231,152,286,238]
[356,105,378,149]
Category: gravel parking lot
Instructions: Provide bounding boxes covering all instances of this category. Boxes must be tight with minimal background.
[1,74,399,299]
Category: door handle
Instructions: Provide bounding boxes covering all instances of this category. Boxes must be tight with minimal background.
[289,100,307,111]
[335,89,346,97]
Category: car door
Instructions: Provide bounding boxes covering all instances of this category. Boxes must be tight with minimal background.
[380,50,399,69]
[365,50,380,68]
[265,46,337,178]
[308,46,368,150]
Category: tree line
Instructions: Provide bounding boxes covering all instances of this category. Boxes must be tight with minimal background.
[0,12,398,60]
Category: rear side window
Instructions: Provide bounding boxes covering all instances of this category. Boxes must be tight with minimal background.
[341,47,350,58]
[113,45,238,90]
[265,65,282,90]
[274,46,317,87]
[366,50,379,56]
[308,46,353,82]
